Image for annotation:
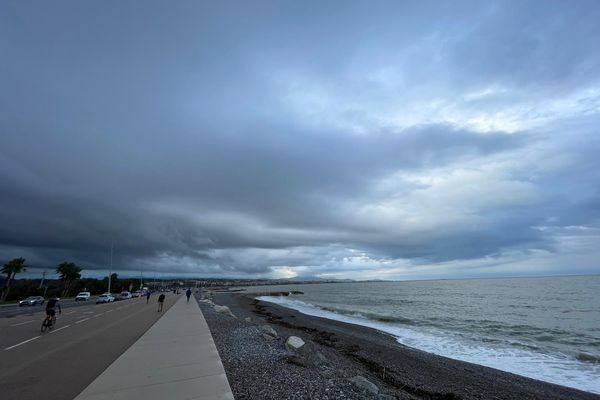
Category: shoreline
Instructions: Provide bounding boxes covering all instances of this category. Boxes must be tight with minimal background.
[254,293,600,393]
[200,291,599,400]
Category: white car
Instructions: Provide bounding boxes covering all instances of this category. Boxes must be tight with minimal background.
[118,291,132,300]
[75,292,91,301]
[96,293,115,304]
[131,290,141,298]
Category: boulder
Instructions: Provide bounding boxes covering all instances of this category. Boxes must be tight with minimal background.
[213,304,236,318]
[285,336,305,351]
[349,376,379,395]
[261,324,278,338]
[286,354,310,367]
[313,351,330,367]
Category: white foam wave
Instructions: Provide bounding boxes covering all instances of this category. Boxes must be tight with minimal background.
[257,296,600,394]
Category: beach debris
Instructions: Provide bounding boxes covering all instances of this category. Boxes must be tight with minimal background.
[261,324,278,339]
[285,335,305,351]
[349,375,379,395]
[213,304,236,318]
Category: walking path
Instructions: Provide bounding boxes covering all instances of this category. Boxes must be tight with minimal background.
[74,294,234,400]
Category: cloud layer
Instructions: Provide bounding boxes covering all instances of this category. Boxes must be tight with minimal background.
[1,1,599,279]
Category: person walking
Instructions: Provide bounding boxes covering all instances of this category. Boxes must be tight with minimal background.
[157,293,165,312]
[146,290,151,304]
[186,288,192,303]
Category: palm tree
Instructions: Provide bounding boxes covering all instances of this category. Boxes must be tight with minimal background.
[56,262,82,297]
[1,257,27,302]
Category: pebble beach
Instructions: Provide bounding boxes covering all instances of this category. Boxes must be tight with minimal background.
[198,291,599,400]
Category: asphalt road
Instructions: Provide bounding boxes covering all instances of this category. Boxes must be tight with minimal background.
[0,297,112,318]
[0,294,178,400]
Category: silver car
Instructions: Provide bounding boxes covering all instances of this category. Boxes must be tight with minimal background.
[19,296,45,306]
[118,291,132,300]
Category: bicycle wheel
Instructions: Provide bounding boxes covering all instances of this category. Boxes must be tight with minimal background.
[41,319,49,333]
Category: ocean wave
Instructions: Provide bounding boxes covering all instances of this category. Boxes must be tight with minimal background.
[297,304,415,325]
[363,313,414,325]
[577,352,600,364]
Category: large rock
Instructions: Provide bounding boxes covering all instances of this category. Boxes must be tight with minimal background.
[349,376,379,395]
[350,375,379,394]
[286,354,310,368]
[313,350,330,367]
[213,304,236,318]
[285,336,305,351]
[261,324,278,338]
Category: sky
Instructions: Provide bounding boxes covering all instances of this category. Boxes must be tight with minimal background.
[1,0,599,281]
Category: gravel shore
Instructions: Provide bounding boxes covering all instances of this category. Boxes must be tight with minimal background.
[198,291,599,400]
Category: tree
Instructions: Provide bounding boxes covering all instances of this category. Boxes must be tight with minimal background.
[56,262,82,297]
[1,257,27,302]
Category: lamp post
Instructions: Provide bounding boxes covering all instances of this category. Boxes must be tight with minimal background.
[39,270,46,289]
[108,241,113,293]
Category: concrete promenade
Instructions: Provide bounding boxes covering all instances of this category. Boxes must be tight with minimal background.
[74,294,234,400]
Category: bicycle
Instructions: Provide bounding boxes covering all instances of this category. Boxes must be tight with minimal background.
[41,313,57,333]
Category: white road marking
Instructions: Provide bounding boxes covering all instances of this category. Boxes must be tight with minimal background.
[106,310,114,313]
[50,324,71,334]
[10,320,34,327]
[82,311,94,314]
[75,317,90,324]
[93,312,104,318]
[4,336,41,350]
[64,311,76,315]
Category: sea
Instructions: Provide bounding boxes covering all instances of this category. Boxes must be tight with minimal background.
[243,275,600,394]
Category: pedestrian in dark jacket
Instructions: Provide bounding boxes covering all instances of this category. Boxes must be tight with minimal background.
[158,293,165,312]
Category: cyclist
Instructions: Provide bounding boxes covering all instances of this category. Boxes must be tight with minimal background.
[45,296,62,324]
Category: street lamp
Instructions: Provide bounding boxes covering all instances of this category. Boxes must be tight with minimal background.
[108,241,113,293]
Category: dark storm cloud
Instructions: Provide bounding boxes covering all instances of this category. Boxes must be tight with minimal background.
[0,121,523,269]
[1,1,599,278]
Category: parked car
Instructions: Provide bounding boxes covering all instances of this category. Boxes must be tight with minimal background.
[96,293,115,304]
[118,291,132,300]
[75,292,91,301]
[131,290,141,298]
[18,296,45,306]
